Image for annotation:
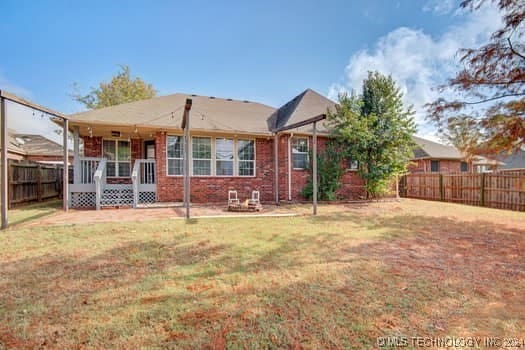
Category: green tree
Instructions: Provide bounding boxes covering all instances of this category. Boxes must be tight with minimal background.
[329,71,416,198]
[73,65,156,109]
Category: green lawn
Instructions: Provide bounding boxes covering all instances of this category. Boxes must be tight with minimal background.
[1,200,524,349]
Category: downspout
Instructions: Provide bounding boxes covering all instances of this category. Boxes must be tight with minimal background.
[288,133,293,201]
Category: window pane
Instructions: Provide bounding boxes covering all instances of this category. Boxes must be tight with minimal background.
[216,160,233,176]
[348,158,358,170]
[117,141,130,161]
[292,138,308,153]
[193,159,211,176]
[461,161,468,172]
[106,162,116,177]
[167,136,183,158]
[118,162,131,177]
[293,154,308,169]
[216,138,234,160]
[239,161,254,176]
[192,137,211,159]
[431,160,440,172]
[103,140,116,160]
[168,159,183,175]
[238,140,254,160]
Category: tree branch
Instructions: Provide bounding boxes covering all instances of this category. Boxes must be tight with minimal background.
[507,37,525,61]
[462,93,525,105]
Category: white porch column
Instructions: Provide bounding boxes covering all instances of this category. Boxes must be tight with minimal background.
[73,126,80,184]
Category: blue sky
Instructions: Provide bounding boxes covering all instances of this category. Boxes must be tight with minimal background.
[1,0,499,138]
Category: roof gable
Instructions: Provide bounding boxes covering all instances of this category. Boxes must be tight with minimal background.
[273,89,337,133]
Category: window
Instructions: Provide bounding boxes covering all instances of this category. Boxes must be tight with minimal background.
[103,139,130,177]
[430,160,440,172]
[238,139,255,176]
[192,137,212,175]
[216,138,234,176]
[347,157,359,170]
[460,161,468,172]
[292,137,308,169]
[167,135,183,175]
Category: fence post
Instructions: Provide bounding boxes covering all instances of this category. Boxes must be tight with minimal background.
[439,174,444,201]
[37,164,42,202]
[480,172,486,207]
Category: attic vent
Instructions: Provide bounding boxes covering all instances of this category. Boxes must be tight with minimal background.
[243,100,250,103]
[227,98,233,101]
[209,96,215,99]
[111,131,121,137]
[191,94,197,96]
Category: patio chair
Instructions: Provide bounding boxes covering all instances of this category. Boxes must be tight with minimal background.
[248,190,260,205]
[248,190,262,211]
[228,190,240,210]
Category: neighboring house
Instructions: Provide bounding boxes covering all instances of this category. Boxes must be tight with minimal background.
[409,136,469,173]
[497,149,525,171]
[2,129,72,164]
[64,89,365,209]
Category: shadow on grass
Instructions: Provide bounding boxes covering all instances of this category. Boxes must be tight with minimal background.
[7,199,62,226]
[1,211,524,348]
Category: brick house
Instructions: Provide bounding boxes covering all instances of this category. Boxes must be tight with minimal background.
[409,136,469,173]
[65,89,365,209]
[3,130,72,164]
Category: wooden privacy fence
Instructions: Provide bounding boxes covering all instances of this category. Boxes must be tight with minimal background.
[400,172,525,211]
[9,161,64,207]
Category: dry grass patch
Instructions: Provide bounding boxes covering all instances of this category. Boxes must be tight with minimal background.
[1,199,524,349]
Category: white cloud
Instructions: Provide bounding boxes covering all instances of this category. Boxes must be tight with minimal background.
[423,0,456,15]
[328,4,500,140]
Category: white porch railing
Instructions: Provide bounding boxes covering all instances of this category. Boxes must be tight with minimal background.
[77,157,101,184]
[131,159,156,207]
[93,158,107,210]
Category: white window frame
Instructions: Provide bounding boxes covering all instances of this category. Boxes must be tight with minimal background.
[102,138,131,178]
[291,137,309,170]
[347,158,359,171]
[165,134,256,177]
[237,139,255,177]
[192,136,213,176]
[166,135,184,176]
[215,138,235,177]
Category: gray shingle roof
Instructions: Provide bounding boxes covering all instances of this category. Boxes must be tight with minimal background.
[412,136,463,160]
[68,89,337,135]
[69,93,276,135]
[499,149,525,170]
[14,134,66,157]
[272,89,337,134]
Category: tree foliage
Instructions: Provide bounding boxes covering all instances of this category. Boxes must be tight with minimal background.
[301,141,346,201]
[427,0,525,155]
[329,71,416,198]
[73,65,156,109]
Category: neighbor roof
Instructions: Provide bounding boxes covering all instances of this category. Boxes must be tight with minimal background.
[412,136,463,160]
[68,93,277,135]
[14,134,67,157]
[498,149,525,170]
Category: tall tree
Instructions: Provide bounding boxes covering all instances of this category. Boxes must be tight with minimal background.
[73,65,156,109]
[329,71,416,198]
[427,0,525,156]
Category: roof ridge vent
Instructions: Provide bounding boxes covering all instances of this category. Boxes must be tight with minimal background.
[191,94,197,97]
[209,96,215,99]
[227,98,233,101]
[243,100,250,103]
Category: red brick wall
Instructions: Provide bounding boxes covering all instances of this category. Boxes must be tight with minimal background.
[408,159,463,173]
[155,132,275,203]
[82,132,367,203]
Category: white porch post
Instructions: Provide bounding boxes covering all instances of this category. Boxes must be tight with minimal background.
[73,126,80,184]
[63,118,69,211]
